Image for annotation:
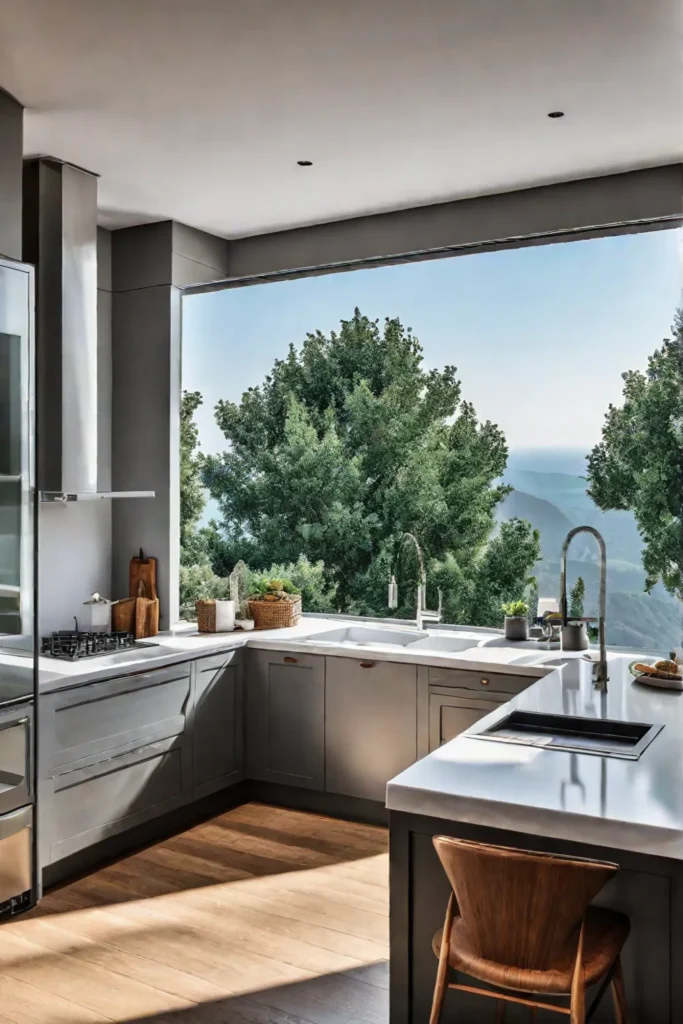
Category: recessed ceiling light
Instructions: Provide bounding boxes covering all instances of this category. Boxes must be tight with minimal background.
[547,111,565,119]
[297,159,313,166]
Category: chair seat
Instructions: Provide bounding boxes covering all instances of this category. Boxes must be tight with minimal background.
[432,904,630,995]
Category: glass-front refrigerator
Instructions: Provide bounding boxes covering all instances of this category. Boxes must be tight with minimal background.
[0,255,37,915]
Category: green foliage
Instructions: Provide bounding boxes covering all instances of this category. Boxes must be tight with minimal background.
[180,391,206,555]
[179,561,230,619]
[248,575,301,600]
[569,576,586,619]
[587,311,683,601]
[180,555,334,621]
[200,309,539,623]
[502,599,529,618]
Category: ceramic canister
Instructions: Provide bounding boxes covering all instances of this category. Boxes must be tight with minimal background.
[214,599,236,632]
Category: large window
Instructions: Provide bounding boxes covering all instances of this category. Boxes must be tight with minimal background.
[181,227,683,652]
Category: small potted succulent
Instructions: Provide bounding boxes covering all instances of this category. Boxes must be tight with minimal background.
[502,599,530,641]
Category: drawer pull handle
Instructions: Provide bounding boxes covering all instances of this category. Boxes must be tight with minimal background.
[283,656,298,664]
[360,661,375,669]
[480,678,490,686]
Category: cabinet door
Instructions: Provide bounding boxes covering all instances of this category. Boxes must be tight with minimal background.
[326,658,418,802]
[429,693,503,750]
[246,650,325,790]
[193,651,243,797]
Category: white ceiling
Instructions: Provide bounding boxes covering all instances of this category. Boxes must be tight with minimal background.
[0,0,681,239]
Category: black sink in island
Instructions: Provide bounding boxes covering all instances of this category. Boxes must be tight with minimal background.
[387,655,683,1024]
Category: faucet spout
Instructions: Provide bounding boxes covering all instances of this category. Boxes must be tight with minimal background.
[391,533,442,630]
[560,526,608,691]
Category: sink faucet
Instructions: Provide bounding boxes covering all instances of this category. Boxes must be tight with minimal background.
[389,532,443,630]
[559,525,608,692]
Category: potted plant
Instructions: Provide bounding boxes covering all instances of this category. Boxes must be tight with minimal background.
[502,599,529,641]
[247,576,302,630]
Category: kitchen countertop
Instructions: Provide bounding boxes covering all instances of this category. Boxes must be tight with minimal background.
[26,618,565,693]
[7,614,680,860]
[387,652,683,860]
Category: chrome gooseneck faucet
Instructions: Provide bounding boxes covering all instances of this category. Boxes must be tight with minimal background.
[559,525,608,692]
[388,532,442,630]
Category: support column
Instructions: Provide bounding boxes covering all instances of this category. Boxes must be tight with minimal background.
[0,87,23,261]
[110,221,229,628]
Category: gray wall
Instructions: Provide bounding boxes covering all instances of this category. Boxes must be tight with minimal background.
[37,228,113,634]
[110,222,229,628]
[208,165,683,284]
[0,88,22,262]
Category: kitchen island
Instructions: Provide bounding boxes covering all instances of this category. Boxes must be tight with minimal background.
[387,655,683,1023]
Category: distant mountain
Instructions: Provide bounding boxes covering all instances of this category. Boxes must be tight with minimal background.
[503,468,594,511]
[496,489,575,563]
[498,451,681,651]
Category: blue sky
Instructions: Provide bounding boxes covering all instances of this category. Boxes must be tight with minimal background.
[183,228,682,457]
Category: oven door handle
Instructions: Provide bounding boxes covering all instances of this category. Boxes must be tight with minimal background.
[0,806,31,841]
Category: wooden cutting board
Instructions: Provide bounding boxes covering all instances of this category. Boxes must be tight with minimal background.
[111,550,160,639]
[130,549,157,601]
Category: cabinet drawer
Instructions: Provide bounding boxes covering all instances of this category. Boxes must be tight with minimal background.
[428,666,534,695]
[51,665,192,769]
[430,693,503,749]
[50,736,184,861]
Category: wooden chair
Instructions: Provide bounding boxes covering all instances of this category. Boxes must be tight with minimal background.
[429,836,630,1024]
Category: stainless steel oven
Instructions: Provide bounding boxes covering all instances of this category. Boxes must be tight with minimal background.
[0,706,33,912]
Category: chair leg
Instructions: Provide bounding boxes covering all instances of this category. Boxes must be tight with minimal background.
[494,999,505,1023]
[569,917,586,1024]
[429,893,455,1024]
[529,1009,537,1023]
[611,956,628,1024]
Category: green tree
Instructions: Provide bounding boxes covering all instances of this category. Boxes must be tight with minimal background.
[569,576,586,619]
[587,310,683,600]
[201,309,540,623]
[180,390,206,560]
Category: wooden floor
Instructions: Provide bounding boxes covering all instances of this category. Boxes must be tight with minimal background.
[0,804,389,1024]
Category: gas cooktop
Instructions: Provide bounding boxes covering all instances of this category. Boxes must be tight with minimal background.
[40,630,158,661]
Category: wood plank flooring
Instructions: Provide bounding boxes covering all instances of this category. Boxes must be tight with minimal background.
[0,803,389,1024]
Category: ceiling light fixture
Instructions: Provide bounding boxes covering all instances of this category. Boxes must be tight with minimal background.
[297,159,313,166]
[547,111,565,119]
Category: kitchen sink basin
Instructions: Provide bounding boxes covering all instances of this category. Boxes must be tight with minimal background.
[470,709,663,760]
[306,625,428,647]
[407,635,480,653]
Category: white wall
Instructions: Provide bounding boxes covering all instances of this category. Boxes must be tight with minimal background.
[38,501,112,634]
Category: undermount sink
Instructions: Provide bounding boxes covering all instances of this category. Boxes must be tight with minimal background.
[407,635,480,653]
[470,709,663,760]
[307,625,428,647]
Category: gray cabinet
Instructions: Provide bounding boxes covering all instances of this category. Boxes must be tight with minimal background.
[192,650,244,798]
[246,649,325,790]
[429,691,503,750]
[39,663,193,866]
[326,657,418,802]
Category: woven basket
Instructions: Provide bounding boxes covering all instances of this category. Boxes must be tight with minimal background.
[247,595,302,630]
[196,600,217,633]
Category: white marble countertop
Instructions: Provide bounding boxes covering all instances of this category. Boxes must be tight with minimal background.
[387,652,683,860]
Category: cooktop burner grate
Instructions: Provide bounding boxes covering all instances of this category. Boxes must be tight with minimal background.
[40,630,157,660]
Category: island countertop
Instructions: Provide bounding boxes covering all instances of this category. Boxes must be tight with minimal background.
[387,653,683,860]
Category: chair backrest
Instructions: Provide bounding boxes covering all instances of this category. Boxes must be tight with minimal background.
[433,836,618,970]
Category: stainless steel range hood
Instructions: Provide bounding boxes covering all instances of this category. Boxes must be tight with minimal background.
[22,158,154,502]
